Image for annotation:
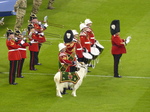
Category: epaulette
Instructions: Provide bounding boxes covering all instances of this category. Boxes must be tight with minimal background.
[86,27,92,32]
[80,31,87,36]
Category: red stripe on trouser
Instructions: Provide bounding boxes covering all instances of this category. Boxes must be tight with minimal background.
[9,61,15,84]
[30,52,34,70]
[17,60,21,77]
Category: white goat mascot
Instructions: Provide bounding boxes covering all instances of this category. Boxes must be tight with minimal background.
[54,63,87,97]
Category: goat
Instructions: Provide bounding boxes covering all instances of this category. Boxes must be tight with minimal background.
[54,63,87,97]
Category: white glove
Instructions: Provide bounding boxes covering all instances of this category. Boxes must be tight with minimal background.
[44,23,48,28]
[30,40,35,43]
[20,40,25,44]
[23,38,26,40]
[73,38,77,42]
[14,37,18,41]
[44,16,48,23]
[39,32,44,36]
[126,36,131,44]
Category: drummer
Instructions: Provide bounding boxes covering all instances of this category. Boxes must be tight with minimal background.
[72,30,84,63]
[79,23,93,67]
[84,19,104,53]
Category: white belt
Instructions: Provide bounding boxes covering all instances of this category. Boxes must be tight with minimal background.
[30,41,38,43]
[77,48,82,50]
[9,49,18,51]
[18,48,26,50]
[90,37,95,39]
[85,42,91,44]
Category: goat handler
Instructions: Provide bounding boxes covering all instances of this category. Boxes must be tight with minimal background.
[110,20,131,78]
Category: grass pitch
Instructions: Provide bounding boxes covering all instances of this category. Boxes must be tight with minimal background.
[0,0,150,112]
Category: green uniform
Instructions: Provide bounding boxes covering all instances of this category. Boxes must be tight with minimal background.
[31,0,42,14]
[14,0,27,31]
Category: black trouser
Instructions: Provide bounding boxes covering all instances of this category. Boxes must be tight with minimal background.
[9,60,18,84]
[30,51,38,70]
[35,43,42,64]
[17,58,25,77]
[113,54,122,77]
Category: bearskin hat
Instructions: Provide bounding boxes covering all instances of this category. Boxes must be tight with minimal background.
[63,30,74,43]
[110,20,120,35]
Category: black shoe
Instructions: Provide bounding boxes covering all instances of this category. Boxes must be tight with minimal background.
[88,70,91,72]
[17,76,24,78]
[47,6,55,9]
[67,87,73,90]
[114,75,122,78]
[35,63,42,65]
[88,64,93,67]
[10,83,18,85]
[30,68,37,71]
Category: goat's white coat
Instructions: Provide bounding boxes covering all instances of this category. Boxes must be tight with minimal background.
[54,64,87,97]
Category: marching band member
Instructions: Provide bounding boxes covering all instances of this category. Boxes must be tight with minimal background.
[14,30,30,78]
[72,30,84,63]
[63,30,78,72]
[30,14,47,65]
[6,30,22,85]
[58,43,76,72]
[28,24,39,70]
[79,23,92,65]
[110,20,131,78]
[84,19,96,46]
[84,19,104,53]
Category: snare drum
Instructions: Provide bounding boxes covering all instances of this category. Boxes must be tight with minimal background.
[95,41,104,49]
[83,52,93,59]
[91,47,100,56]
[95,41,104,53]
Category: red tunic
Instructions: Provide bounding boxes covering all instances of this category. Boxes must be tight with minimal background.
[6,39,21,61]
[58,52,73,72]
[86,27,96,45]
[80,31,91,52]
[36,34,46,43]
[75,41,84,58]
[33,23,46,43]
[65,42,76,55]
[29,33,39,52]
[17,40,30,58]
[111,34,126,54]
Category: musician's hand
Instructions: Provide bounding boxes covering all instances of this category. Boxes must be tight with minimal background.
[72,61,77,65]
[83,48,87,52]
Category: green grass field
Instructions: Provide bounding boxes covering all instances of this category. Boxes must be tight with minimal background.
[0,0,150,112]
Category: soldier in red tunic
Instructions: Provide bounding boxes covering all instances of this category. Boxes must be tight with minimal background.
[72,30,84,63]
[14,30,31,77]
[6,30,22,85]
[110,20,131,78]
[28,24,39,70]
[79,23,93,65]
[63,30,78,72]
[84,19,104,53]
[30,14,47,65]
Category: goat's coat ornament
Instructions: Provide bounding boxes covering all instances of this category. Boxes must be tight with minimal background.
[60,72,80,84]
